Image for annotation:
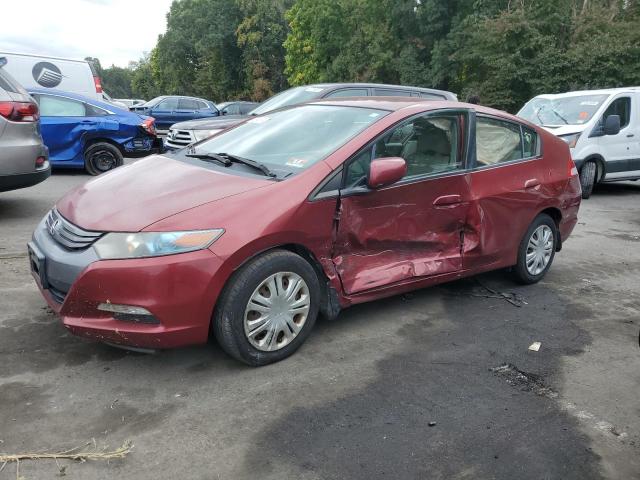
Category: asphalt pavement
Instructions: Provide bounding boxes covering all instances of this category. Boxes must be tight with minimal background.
[1,165,639,479]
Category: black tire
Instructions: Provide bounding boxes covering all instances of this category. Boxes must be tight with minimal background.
[579,160,597,199]
[84,142,123,175]
[213,250,321,366]
[513,214,558,285]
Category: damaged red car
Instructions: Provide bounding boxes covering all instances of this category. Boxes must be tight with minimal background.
[29,98,581,365]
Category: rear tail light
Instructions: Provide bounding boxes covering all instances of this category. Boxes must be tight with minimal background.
[0,101,39,122]
[140,117,156,136]
[568,158,578,177]
[93,76,103,93]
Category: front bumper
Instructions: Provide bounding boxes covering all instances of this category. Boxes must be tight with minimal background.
[30,217,225,349]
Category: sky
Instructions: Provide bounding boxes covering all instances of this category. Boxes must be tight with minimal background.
[1,0,174,68]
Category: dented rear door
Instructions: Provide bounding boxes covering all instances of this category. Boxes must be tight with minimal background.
[332,110,472,295]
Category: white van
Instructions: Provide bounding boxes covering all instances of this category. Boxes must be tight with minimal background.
[518,87,640,198]
[0,51,107,104]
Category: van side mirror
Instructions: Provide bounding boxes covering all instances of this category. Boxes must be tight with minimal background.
[604,115,621,136]
[368,157,407,189]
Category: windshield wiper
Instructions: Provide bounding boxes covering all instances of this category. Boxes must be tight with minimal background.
[185,152,232,166]
[218,152,277,178]
[547,106,569,125]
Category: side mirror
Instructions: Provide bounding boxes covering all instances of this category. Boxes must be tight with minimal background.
[604,114,621,136]
[368,157,407,189]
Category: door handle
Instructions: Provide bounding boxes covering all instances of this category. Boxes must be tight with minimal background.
[627,134,635,138]
[524,179,541,189]
[433,194,462,207]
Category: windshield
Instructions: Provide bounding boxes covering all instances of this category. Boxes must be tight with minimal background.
[191,104,388,175]
[141,96,166,107]
[249,86,328,116]
[518,94,609,127]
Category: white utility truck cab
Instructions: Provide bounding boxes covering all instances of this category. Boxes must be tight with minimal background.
[518,88,640,198]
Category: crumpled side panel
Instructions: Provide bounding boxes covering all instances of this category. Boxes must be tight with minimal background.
[333,183,469,295]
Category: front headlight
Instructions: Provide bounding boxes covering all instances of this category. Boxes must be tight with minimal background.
[193,129,222,142]
[94,229,224,260]
[560,133,581,149]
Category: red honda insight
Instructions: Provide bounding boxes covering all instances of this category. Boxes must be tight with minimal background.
[29,98,581,365]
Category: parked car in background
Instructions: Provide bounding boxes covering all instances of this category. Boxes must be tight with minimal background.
[518,87,640,198]
[164,82,457,150]
[0,58,50,192]
[0,51,125,109]
[29,98,580,366]
[217,101,259,116]
[131,95,218,133]
[29,89,160,175]
[102,91,129,110]
[115,98,146,109]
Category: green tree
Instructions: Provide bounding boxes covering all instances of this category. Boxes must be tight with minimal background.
[236,0,292,100]
[101,65,135,98]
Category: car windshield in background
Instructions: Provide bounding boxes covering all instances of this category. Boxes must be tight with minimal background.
[191,104,387,174]
[140,96,165,108]
[518,94,609,127]
[249,86,328,116]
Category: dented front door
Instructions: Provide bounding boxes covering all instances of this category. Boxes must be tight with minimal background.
[332,111,471,295]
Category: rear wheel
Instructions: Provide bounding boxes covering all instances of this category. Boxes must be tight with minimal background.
[84,142,123,175]
[579,160,597,199]
[213,250,321,366]
[513,214,557,284]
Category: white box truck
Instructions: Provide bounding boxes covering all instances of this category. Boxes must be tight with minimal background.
[0,51,124,108]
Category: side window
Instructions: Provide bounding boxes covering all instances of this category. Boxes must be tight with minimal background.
[326,88,369,98]
[603,97,631,129]
[522,127,540,158]
[344,114,463,186]
[226,104,240,115]
[85,104,109,117]
[476,117,523,166]
[374,88,411,97]
[420,92,445,100]
[197,100,210,110]
[344,147,373,188]
[39,95,86,117]
[156,98,179,110]
[376,115,461,178]
[179,98,200,110]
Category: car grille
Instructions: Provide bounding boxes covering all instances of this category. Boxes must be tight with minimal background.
[45,209,103,250]
[165,129,195,148]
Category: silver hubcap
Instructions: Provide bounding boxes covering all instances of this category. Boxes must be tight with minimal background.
[526,225,554,275]
[244,272,310,352]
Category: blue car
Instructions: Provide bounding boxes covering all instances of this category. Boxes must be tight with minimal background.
[29,89,161,175]
[130,95,219,133]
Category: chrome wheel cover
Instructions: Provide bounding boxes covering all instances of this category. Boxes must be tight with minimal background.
[244,272,310,352]
[526,225,554,276]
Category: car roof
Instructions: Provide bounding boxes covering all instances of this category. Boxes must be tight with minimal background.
[533,87,640,100]
[28,88,130,112]
[308,97,526,123]
[296,82,456,98]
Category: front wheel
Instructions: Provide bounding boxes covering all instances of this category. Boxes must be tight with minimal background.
[513,214,557,285]
[84,142,123,175]
[213,250,321,366]
[579,161,597,199]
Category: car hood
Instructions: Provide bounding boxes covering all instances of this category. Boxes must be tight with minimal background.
[541,124,589,136]
[56,155,272,232]
[172,115,248,131]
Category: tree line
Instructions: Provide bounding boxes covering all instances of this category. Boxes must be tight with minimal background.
[97,0,640,112]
